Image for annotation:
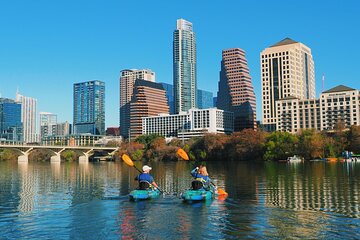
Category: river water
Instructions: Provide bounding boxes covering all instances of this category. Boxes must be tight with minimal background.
[0,160,359,239]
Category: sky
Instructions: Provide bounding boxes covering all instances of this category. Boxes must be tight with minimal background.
[0,0,359,127]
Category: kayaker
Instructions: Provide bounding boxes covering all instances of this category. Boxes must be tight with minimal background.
[135,165,159,190]
[191,165,211,190]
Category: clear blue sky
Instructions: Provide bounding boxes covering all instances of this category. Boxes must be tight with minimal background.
[0,0,359,127]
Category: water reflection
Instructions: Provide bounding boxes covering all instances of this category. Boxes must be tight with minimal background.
[264,162,360,218]
[18,162,35,213]
[0,161,359,239]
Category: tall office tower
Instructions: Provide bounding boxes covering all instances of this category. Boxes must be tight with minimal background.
[261,38,315,131]
[160,82,175,114]
[217,48,257,131]
[120,69,155,138]
[39,112,57,139]
[0,98,22,141]
[173,18,197,113]
[73,80,105,135]
[16,91,37,143]
[197,89,214,109]
[129,79,169,139]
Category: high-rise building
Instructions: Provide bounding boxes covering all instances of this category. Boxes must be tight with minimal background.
[120,69,155,138]
[73,80,105,135]
[197,89,214,109]
[0,98,22,141]
[129,79,169,139]
[39,112,57,139]
[173,18,197,113]
[160,82,175,114]
[217,48,256,131]
[16,91,37,143]
[261,38,315,131]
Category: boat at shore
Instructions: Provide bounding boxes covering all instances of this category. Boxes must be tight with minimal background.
[287,155,304,162]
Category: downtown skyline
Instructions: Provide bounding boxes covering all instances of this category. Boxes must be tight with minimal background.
[0,0,359,127]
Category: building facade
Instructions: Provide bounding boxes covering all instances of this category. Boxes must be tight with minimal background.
[143,108,234,139]
[197,89,214,109]
[129,80,169,139]
[16,91,37,143]
[217,48,256,131]
[0,98,22,141]
[120,69,155,138]
[73,80,105,135]
[173,19,197,113]
[261,38,315,131]
[39,112,57,138]
[55,121,72,136]
[160,82,175,114]
[276,85,360,133]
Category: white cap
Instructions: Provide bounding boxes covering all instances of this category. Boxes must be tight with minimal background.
[142,165,152,171]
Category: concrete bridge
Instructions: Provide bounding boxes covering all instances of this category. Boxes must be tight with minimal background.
[0,144,119,163]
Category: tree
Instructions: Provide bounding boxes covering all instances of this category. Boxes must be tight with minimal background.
[298,129,325,159]
[347,125,360,153]
[226,129,267,161]
[263,131,298,161]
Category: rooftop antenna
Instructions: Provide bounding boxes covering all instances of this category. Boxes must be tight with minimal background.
[321,74,325,93]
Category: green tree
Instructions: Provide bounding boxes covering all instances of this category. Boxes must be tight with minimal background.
[263,131,298,161]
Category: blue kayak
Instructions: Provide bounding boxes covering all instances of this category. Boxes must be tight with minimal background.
[181,187,215,202]
[129,188,161,201]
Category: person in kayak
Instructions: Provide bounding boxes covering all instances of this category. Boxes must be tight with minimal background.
[135,165,159,190]
[191,165,211,190]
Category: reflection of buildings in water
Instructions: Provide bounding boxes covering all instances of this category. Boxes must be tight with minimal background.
[18,162,36,213]
[265,168,360,217]
[51,161,61,178]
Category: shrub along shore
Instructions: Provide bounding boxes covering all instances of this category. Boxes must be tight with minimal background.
[1,125,359,162]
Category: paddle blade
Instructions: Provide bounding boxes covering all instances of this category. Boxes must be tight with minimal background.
[121,154,134,167]
[217,188,228,196]
[177,148,189,160]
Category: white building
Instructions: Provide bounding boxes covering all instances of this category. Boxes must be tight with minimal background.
[39,112,57,138]
[276,85,360,133]
[16,90,38,143]
[143,108,234,139]
[261,38,315,131]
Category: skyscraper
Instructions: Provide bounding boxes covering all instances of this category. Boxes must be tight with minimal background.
[120,69,155,138]
[16,91,37,143]
[73,80,105,135]
[197,89,214,109]
[261,38,315,131]
[173,18,197,113]
[39,112,57,139]
[217,48,256,131]
[0,98,22,141]
[129,80,169,139]
[160,82,175,114]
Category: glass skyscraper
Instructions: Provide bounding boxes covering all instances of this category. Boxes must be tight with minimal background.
[0,98,22,141]
[197,89,214,109]
[73,80,105,135]
[160,82,175,114]
[173,18,197,113]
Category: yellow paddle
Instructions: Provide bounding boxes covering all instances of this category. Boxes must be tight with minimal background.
[176,148,228,196]
[121,154,163,193]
